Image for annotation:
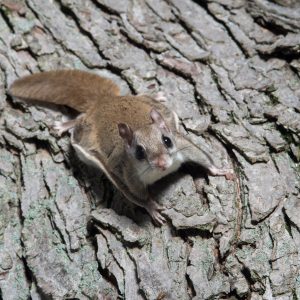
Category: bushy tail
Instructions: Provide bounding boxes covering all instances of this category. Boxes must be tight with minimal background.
[9,70,120,113]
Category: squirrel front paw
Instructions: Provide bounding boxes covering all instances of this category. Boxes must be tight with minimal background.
[224,170,236,181]
[145,200,166,226]
[208,166,236,181]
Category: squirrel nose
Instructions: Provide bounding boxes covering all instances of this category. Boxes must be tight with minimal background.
[154,156,167,171]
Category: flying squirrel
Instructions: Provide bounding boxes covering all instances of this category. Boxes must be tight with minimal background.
[9,70,234,225]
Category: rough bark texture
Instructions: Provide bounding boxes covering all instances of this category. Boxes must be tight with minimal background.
[0,0,299,299]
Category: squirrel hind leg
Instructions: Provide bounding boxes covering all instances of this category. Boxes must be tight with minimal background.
[154,91,168,102]
[53,113,84,136]
[53,120,76,136]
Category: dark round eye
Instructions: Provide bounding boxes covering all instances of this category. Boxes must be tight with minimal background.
[135,145,146,160]
[162,135,172,148]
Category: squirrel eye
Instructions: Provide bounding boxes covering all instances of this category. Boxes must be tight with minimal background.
[162,135,173,148]
[135,145,146,160]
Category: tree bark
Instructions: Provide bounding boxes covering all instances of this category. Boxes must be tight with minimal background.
[0,0,299,299]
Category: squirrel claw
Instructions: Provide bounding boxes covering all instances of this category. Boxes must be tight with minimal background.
[154,91,167,102]
[53,119,77,136]
[152,211,166,226]
[145,200,166,226]
[155,203,165,212]
[225,171,236,181]
[53,121,66,136]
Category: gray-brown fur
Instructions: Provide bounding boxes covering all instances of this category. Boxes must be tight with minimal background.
[9,70,234,225]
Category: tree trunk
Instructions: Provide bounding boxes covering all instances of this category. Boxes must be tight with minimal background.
[0,0,299,299]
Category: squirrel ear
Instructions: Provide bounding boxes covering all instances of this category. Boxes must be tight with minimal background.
[150,108,169,132]
[118,123,133,146]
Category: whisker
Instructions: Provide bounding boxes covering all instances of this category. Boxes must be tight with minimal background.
[125,163,152,181]
[134,146,193,178]
[172,145,192,156]
[113,145,194,182]
[110,145,193,180]
[137,165,152,178]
